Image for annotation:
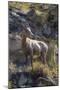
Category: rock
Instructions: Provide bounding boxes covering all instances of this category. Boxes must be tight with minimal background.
[18,73,27,86]
[42,23,51,37]
[9,33,22,52]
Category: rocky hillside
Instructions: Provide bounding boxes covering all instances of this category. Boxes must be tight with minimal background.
[9,2,58,40]
[8,2,58,89]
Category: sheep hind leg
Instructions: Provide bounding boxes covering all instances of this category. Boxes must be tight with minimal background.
[40,52,47,64]
[40,52,43,63]
[43,52,47,64]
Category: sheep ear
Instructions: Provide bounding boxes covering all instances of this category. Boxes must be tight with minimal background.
[25,29,27,32]
[19,31,23,36]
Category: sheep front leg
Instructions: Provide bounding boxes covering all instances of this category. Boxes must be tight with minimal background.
[43,52,47,64]
[30,51,33,71]
[30,56,33,71]
[25,54,28,65]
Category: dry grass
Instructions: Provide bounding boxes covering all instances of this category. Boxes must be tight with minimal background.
[32,60,58,78]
